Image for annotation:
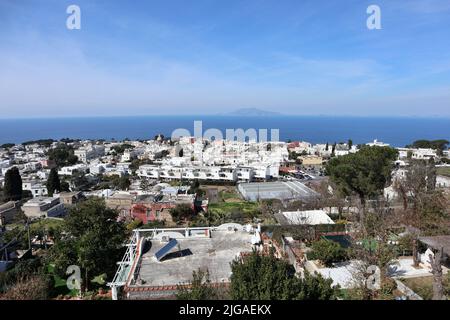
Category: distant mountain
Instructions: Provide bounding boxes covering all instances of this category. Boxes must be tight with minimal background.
[224,108,282,117]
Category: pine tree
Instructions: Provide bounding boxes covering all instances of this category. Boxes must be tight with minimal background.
[4,167,23,201]
[46,168,61,197]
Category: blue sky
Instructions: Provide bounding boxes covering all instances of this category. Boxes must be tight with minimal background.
[1,0,450,117]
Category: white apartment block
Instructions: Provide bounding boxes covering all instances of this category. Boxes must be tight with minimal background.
[135,138,288,182]
[137,164,279,182]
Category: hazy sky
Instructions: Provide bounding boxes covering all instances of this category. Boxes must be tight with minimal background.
[1,0,450,118]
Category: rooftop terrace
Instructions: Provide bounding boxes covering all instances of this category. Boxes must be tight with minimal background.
[133,230,254,288]
[111,224,260,299]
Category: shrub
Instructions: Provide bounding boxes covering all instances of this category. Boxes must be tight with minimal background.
[308,239,347,267]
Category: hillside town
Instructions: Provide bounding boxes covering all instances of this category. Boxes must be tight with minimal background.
[0,136,449,300]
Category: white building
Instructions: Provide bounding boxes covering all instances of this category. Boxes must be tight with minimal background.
[436,175,450,188]
[89,163,106,175]
[252,164,279,180]
[367,139,390,147]
[75,145,105,163]
[22,180,48,197]
[397,148,437,160]
[137,165,160,179]
[0,159,11,170]
[275,210,335,225]
[58,164,88,176]
[121,148,145,162]
[22,161,42,172]
[235,166,254,181]
[137,163,278,182]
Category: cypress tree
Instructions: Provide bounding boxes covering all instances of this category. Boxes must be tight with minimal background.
[46,168,61,196]
[4,167,23,201]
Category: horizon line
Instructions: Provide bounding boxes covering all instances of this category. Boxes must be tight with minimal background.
[1,114,450,120]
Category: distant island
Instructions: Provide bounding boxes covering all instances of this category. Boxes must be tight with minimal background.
[223,108,282,117]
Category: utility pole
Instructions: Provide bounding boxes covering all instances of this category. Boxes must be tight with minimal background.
[26,220,32,252]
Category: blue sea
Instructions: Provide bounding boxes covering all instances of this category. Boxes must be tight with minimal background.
[0,116,449,147]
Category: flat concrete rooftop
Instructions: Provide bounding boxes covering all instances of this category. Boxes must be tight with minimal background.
[133,230,254,287]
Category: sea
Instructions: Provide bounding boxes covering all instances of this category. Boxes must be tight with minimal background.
[0,115,449,147]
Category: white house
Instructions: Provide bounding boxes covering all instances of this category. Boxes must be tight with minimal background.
[75,145,105,163]
[58,164,88,176]
[397,147,438,160]
[22,180,48,198]
[235,166,254,181]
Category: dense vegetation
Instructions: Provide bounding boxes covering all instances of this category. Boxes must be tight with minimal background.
[0,143,15,149]
[170,203,196,224]
[47,144,78,167]
[230,251,337,300]
[47,198,127,293]
[308,239,348,267]
[326,146,398,203]
[406,139,449,151]
[0,258,53,300]
[176,269,221,300]
[22,139,55,147]
[177,251,337,300]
